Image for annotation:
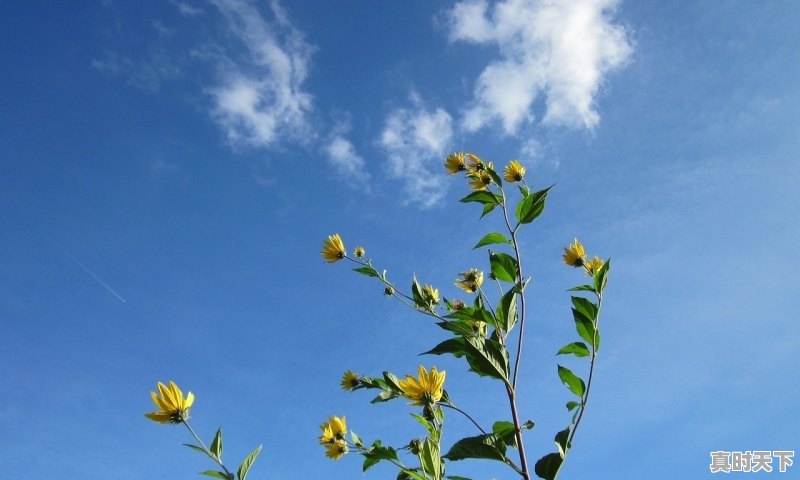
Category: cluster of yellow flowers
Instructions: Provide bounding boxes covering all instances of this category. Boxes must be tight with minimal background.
[320,234,367,264]
[319,416,348,460]
[563,238,605,275]
[444,151,526,190]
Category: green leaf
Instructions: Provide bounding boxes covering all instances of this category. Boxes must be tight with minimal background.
[594,258,610,293]
[557,365,585,398]
[363,442,398,472]
[568,284,595,292]
[200,471,230,479]
[419,438,441,480]
[183,444,207,455]
[515,185,553,225]
[443,434,507,462]
[473,233,511,249]
[566,401,581,411]
[350,430,363,447]
[556,342,590,358]
[400,470,428,480]
[492,421,518,448]
[436,320,479,337]
[480,202,497,218]
[382,371,403,392]
[490,252,518,283]
[353,266,380,277]
[485,166,503,187]
[236,445,262,480]
[554,428,571,458]
[411,277,425,308]
[573,308,599,350]
[464,337,510,381]
[447,477,474,480]
[370,389,400,404]
[424,338,467,357]
[518,184,530,197]
[535,452,564,480]
[496,289,518,331]
[460,191,501,205]
[571,296,598,322]
[411,413,437,437]
[209,428,223,461]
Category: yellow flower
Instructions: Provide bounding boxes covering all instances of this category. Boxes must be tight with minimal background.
[455,268,484,294]
[321,234,346,263]
[444,151,467,175]
[422,284,440,304]
[319,415,347,444]
[468,171,492,191]
[324,440,348,460]
[466,153,486,171]
[503,160,526,183]
[584,256,604,276]
[563,238,586,267]
[144,381,194,424]
[398,366,446,405]
[353,246,366,258]
[341,371,360,391]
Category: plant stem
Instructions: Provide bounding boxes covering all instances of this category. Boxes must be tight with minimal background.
[564,292,602,453]
[442,402,487,435]
[183,421,233,478]
[505,382,530,480]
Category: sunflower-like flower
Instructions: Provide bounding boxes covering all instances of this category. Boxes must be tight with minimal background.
[398,366,446,406]
[319,416,347,444]
[321,234,346,263]
[353,246,366,258]
[144,381,194,424]
[563,238,586,267]
[455,268,484,294]
[422,284,440,305]
[340,371,360,391]
[503,160,526,183]
[584,256,604,276]
[324,441,348,460]
[444,151,467,175]
[466,153,487,172]
[468,171,492,191]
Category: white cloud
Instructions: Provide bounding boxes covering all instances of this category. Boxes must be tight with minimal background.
[325,136,370,185]
[379,96,453,207]
[208,0,314,147]
[447,0,633,134]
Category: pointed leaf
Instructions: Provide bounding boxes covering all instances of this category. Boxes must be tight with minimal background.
[496,289,518,331]
[209,428,223,461]
[200,471,230,479]
[556,342,590,358]
[444,434,507,462]
[490,252,518,282]
[535,452,563,480]
[473,233,511,249]
[236,445,262,480]
[557,365,585,398]
[515,185,553,225]
[353,266,380,277]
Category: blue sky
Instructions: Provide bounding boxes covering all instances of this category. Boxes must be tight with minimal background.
[1,0,798,478]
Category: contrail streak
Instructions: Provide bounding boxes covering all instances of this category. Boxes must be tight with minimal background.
[43,233,127,303]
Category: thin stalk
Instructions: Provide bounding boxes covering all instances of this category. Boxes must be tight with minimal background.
[505,381,530,480]
[183,421,233,478]
[442,402,487,435]
[564,292,603,452]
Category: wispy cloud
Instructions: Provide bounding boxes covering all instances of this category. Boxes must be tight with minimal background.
[379,94,453,207]
[446,0,633,134]
[208,0,315,147]
[325,136,370,186]
[170,0,205,16]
